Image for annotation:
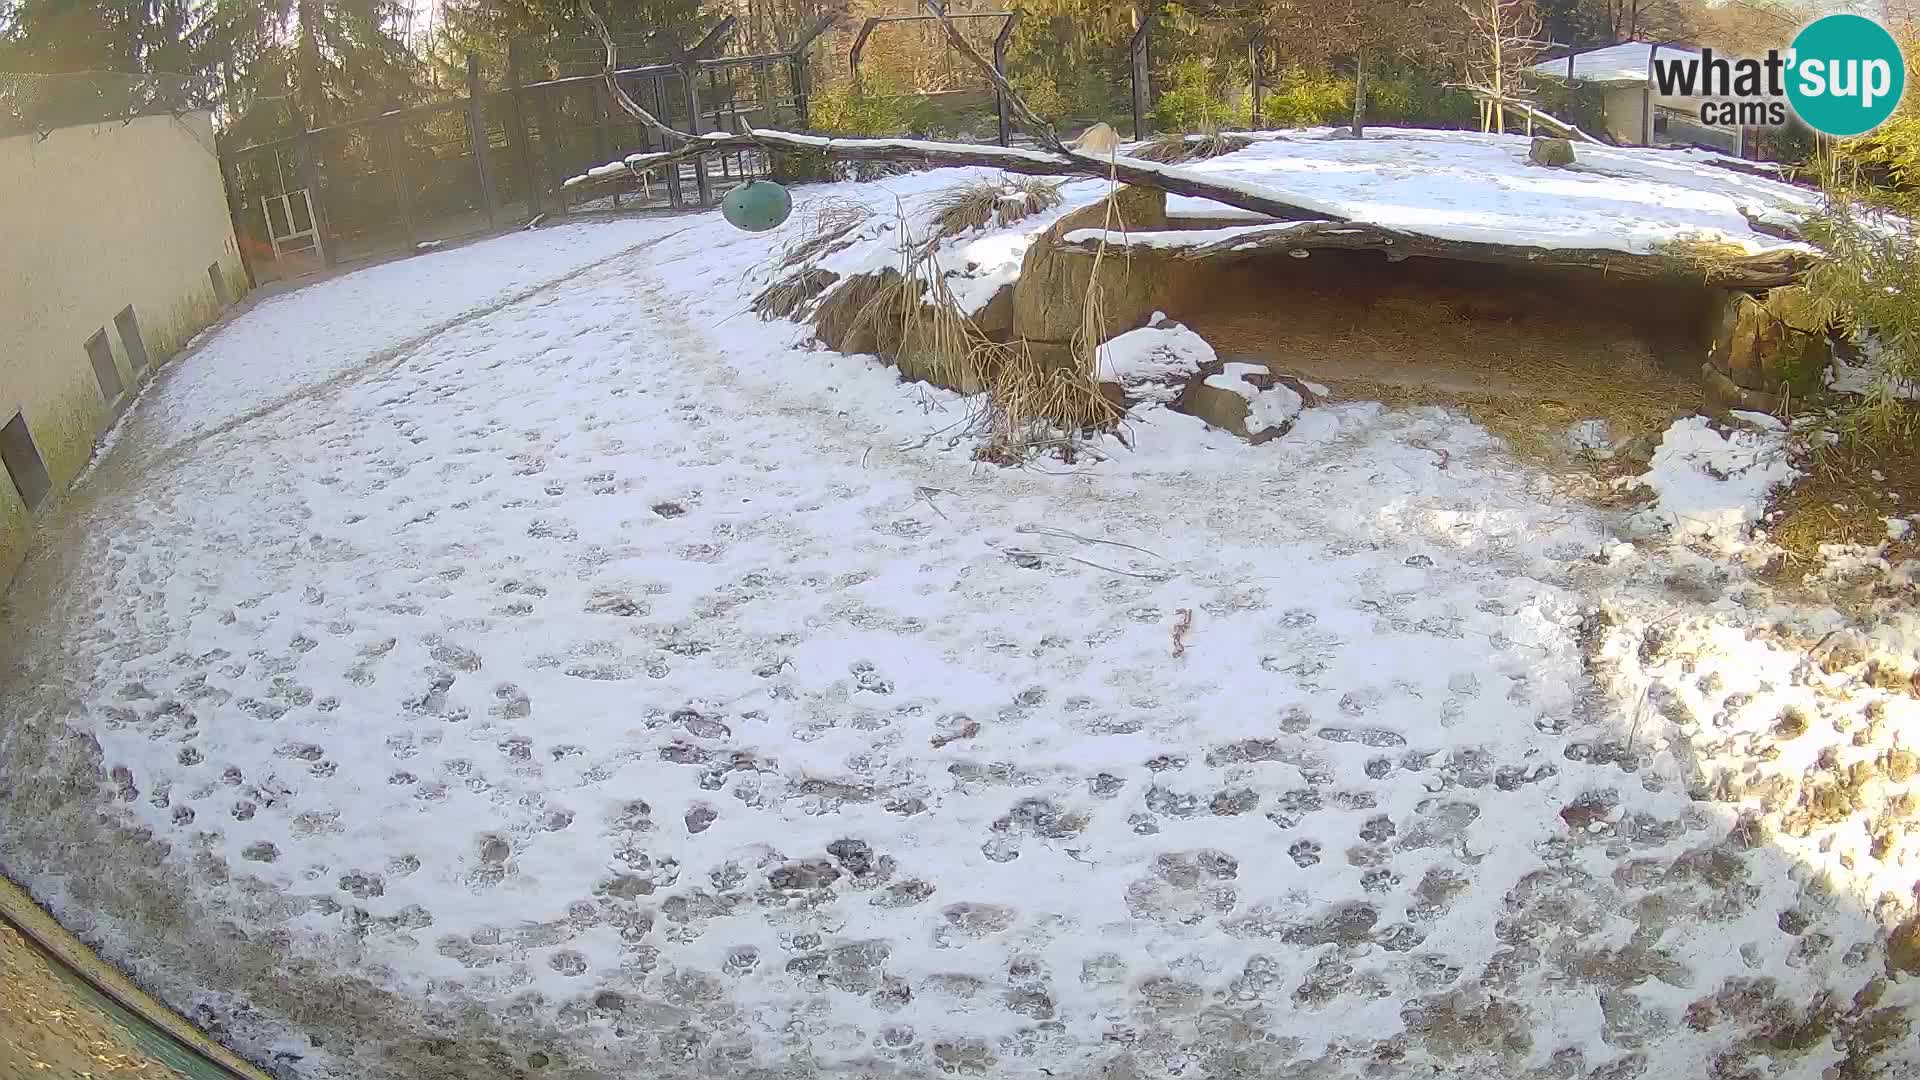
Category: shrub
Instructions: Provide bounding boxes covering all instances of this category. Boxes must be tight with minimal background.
[807,72,940,138]
[1152,56,1250,132]
[1259,67,1352,127]
[1802,194,1920,447]
[1009,70,1068,123]
[1823,25,1918,211]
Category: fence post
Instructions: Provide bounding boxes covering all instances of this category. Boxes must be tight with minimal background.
[506,39,540,217]
[754,60,775,130]
[1249,42,1263,129]
[293,123,337,269]
[657,75,684,208]
[466,53,499,228]
[385,118,418,247]
[1129,15,1153,140]
[217,150,259,289]
[992,14,1017,147]
[592,77,614,163]
[684,66,711,205]
[789,53,810,130]
[530,81,562,212]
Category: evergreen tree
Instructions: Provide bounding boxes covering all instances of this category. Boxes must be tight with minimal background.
[429,0,708,89]
[0,0,216,81]
[0,0,419,140]
[213,0,421,143]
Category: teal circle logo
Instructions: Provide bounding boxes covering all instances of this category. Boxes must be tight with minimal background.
[1787,14,1906,137]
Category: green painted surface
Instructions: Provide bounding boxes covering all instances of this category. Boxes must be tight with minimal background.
[35,945,234,1080]
[722,180,793,232]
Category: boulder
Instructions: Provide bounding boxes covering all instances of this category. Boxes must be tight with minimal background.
[1707,286,1829,395]
[1529,137,1576,167]
[1174,359,1305,443]
[1096,315,1214,406]
[813,271,899,356]
[972,283,1016,342]
[1701,362,1782,414]
[1012,186,1173,346]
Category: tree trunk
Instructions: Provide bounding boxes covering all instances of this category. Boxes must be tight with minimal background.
[1058,220,1815,288]
[1350,44,1367,138]
[1490,2,1505,135]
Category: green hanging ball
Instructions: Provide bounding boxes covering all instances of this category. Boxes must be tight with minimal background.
[721,180,792,233]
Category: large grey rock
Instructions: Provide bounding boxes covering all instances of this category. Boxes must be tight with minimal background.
[1529,137,1576,167]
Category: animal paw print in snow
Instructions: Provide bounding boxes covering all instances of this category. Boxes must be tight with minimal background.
[850,660,893,695]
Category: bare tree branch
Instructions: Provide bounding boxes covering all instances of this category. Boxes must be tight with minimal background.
[572,0,1348,226]
[1448,83,1604,143]
[568,130,1343,222]
[921,0,1065,152]
[581,0,693,147]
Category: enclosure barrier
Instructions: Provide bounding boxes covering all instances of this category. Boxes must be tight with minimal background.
[217,19,819,281]
[1,875,275,1080]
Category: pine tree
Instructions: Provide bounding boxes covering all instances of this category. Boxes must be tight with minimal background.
[0,0,215,80]
[212,0,421,142]
[0,0,420,140]
[428,0,707,89]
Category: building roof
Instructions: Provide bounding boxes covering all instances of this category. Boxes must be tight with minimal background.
[1532,42,1700,86]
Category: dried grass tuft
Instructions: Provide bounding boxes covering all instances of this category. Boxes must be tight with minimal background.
[779,197,874,270]
[1132,128,1253,164]
[973,169,1125,462]
[752,268,840,320]
[929,176,1065,240]
[777,188,1123,462]
[841,201,984,390]
[1656,233,1767,282]
[975,340,1124,464]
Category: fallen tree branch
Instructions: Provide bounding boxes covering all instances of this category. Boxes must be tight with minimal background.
[571,0,1340,223]
[571,5,1808,288]
[1447,83,1604,144]
[1057,220,1816,287]
[565,129,1342,221]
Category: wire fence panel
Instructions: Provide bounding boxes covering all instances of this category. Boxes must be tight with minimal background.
[214,27,812,281]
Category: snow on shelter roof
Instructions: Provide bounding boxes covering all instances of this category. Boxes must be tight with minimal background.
[1533,42,1700,85]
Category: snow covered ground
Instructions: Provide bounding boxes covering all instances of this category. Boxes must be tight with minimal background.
[3,154,1919,1080]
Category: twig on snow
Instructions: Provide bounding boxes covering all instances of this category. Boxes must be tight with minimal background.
[1004,548,1169,579]
[1171,608,1194,657]
[1014,523,1167,561]
[916,485,953,521]
[1624,683,1653,751]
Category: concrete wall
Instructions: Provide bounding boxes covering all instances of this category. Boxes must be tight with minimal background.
[1602,86,1649,145]
[0,109,245,591]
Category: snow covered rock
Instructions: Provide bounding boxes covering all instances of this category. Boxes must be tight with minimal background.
[1096,315,1312,439]
[1176,357,1308,441]
[1095,314,1215,405]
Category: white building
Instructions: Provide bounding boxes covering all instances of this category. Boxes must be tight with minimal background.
[1531,42,1741,155]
